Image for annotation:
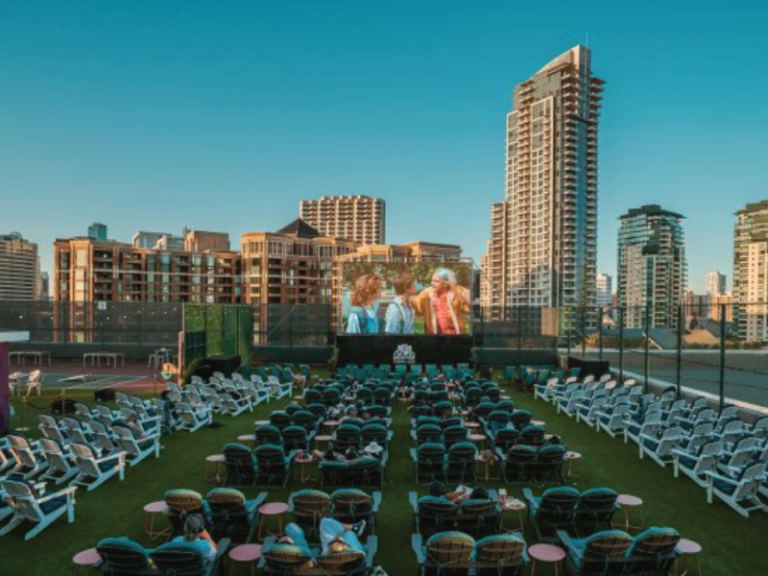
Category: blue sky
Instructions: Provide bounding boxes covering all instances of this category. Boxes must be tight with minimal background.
[1,0,766,292]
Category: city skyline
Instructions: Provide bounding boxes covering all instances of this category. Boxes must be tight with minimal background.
[1,1,767,292]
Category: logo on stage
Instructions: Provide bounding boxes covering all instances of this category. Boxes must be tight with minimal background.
[393,344,416,365]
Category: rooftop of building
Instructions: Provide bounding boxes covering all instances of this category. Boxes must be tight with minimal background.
[620,204,685,220]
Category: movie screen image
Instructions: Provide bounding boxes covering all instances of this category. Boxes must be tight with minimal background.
[339,262,472,335]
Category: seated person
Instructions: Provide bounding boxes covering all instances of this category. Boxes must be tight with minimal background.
[467,487,491,500]
[429,481,471,503]
[172,514,217,564]
[280,518,366,558]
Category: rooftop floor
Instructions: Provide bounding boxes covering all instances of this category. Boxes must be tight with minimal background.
[2,369,765,575]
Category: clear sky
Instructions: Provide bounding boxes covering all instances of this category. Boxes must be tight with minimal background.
[1,0,766,293]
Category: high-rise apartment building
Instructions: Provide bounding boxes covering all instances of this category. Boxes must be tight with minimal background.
[596,273,612,308]
[617,205,687,328]
[300,195,385,245]
[241,219,358,306]
[733,199,768,341]
[706,271,727,298]
[483,46,603,312]
[0,233,41,301]
[54,232,241,304]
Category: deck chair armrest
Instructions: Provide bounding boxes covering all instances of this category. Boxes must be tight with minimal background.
[365,535,378,568]
[409,448,417,461]
[704,470,738,485]
[142,416,163,425]
[409,491,419,513]
[372,491,382,513]
[557,530,576,552]
[253,492,268,508]
[39,485,78,503]
[494,447,507,462]
[411,534,425,564]
[670,448,689,457]
[95,452,126,465]
[522,488,537,508]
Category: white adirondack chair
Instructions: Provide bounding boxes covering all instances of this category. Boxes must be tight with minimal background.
[69,443,126,491]
[0,479,77,540]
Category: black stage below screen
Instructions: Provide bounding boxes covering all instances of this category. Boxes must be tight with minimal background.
[336,335,473,366]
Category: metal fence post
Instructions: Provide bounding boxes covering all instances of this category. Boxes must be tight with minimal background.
[676,304,683,398]
[598,307,604,361]
[619,307,625,384]
[644,304,651,393]
[719,304,726,410]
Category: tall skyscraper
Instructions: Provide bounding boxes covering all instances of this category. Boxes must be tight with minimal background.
[596,273,612,308]
[733,199,768,341]
[483,46,603,312]
[0,232,41,301]
[88,223,108,241]
[617,205,687,328]
[706,271,727,298]
[300,195,386,245]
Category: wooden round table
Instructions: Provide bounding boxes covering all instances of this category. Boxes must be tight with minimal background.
[72,548,101,575]
[143,500,171,540]
[204,454,226,483]
[675,538,703,576]
[529,543,566,576]
[617,494,645,532]
[258,502,290,540]
[228,543,263,576]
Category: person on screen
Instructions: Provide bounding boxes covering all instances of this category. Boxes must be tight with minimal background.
[413,267,470,335]
[346,274,382,334]
[384,272,416,334]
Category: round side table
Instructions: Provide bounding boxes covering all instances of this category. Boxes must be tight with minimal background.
[314,434,332,449]
[501,498,527,535]
[258,502,290,541]
[529,543,566,576]
[532,420,547,427]
[469,434,487,449]
[564,451,582,478]
[254,420,270,428]
[464,421,481,430]
[322,420,340,434]
[228,543,263,576]
[237,434,257,448]
[72,548,101,575]
[293,454,316,484]
[675,538,703,576]
[205,454,226,483]
[143,501,171,541]
[616,494,645,533]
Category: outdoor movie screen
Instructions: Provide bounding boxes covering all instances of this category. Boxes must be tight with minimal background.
[339,261,472,336]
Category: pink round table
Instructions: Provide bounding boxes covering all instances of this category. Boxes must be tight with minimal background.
[617,494,645,532]
[532,420,546,427]
[229,543,263,575]
[258,502,290,540]
[323,420,340,432]
[528,543,566,575]
[72,548,101,575]
[237,434,257,445]
[143,501,171,540]
[464,421,480,429]
[675,538,702,576]
[204,454,226,483]
[314,434,332,447]
[469,434,486,441]
[254,420,270,427]
[564,451,582,478]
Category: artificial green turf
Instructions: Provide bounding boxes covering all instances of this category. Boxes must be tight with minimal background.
[1,374,765,575]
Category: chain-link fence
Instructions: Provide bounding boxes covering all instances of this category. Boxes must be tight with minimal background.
[0,301,183,360]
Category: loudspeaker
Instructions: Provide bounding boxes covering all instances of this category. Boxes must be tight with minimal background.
[95,389,116,402]
[51,398,77,415]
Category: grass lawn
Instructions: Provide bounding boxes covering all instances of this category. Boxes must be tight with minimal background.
[1,372,765,574]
